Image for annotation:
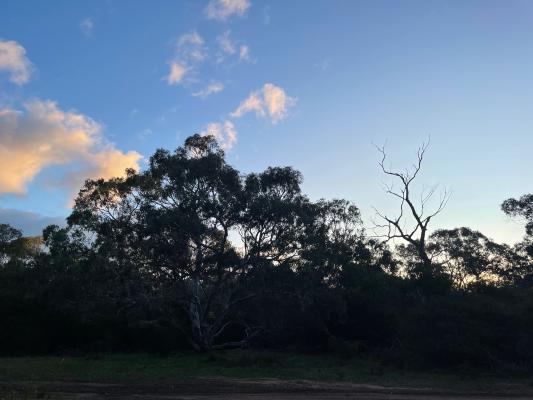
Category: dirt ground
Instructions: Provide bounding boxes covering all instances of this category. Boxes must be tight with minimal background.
[2,378,533,400]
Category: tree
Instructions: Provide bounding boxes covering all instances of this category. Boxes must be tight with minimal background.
[374,141,449,276]
[67,135,330,351]
[240,166,309,266]
[0,223,22,266]
[501,194,533,285]
[502,194,533,236]
[502,194,533,257]
[68,135,249,351]
[427,227,517,289]
[144,135,253,351]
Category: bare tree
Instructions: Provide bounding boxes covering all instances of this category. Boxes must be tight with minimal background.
[373,140,449,274]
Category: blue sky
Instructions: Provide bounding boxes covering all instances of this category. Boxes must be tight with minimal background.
[0,0,532,243]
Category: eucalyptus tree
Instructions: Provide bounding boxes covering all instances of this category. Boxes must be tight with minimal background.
[502,194,533,237]
[0,223,22,266]
[373,141,449,277]
[502,194,533,257]
[427,227,518,289]
[66,135,323,351]
[502,194,533,284]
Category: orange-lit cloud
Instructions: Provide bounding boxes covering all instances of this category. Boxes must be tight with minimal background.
[200,120,237,150]
[202,84,295,151]
[0,100,141,195]
[231,83,296,123]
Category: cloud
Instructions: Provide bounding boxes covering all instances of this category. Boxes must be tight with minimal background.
[79,18,94,36]
[176,31,207,62]
[165,31,206,86]
[231,91,263,118]
[0,99,141,195]
[239,45,251,62]
[205,0,251,21]
[231,83,296,123]
[0,39,32,85]
[193,82,224,98]
[166,62,188,85]
[216,31,252,64]
[196,85,294,152]
[200,120,237,150]
[262,84,296,122]
[217,31,236,55]
[0,208,66,236]
[85,149,142,182]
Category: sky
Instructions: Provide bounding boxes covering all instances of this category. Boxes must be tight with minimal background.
[0,0,532,244]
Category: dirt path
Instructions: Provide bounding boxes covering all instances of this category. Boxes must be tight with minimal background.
[2,379,533,399]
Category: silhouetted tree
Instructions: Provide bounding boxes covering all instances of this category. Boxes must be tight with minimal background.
[502,194,533,236]
[3,133,533,369]
[0,223,22,265]
[374,141,449,277]
[502,194,533,257]
[427,227,517,289]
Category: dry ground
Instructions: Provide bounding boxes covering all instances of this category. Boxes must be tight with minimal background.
[2,378,533,400]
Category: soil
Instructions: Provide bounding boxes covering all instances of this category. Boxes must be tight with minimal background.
[1,378,533,399]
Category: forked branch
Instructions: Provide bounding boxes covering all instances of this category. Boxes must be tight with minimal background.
[373,140,449,270]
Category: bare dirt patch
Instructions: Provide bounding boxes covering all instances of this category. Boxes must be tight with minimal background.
[2,379,533,400]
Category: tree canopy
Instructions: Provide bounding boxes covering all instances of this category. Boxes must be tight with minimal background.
[1,135,532,370]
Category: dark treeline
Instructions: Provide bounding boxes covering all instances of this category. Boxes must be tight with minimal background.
[1,134,533,371]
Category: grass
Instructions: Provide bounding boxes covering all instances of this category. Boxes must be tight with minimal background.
[0,350,531,391]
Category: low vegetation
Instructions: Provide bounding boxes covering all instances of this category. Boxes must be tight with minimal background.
[1,351,532,391]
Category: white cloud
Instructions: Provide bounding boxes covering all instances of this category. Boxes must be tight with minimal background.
[205,0,251,21]
[79,18,94,36]
[216,31,252,64]
[231,83,296,123]
[165,31,206,86]
[239,45,251,62]
[0,100,141,195]
[166,62,188,85]
[177,31,207,62]
[217,31,236,55]
[178,31,204,47]
[193,82,224,98]
[200,120,237,150]
[231,91,263,118]
[0,39,32,85]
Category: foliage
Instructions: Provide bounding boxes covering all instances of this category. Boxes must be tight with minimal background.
[0,135,532,372]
